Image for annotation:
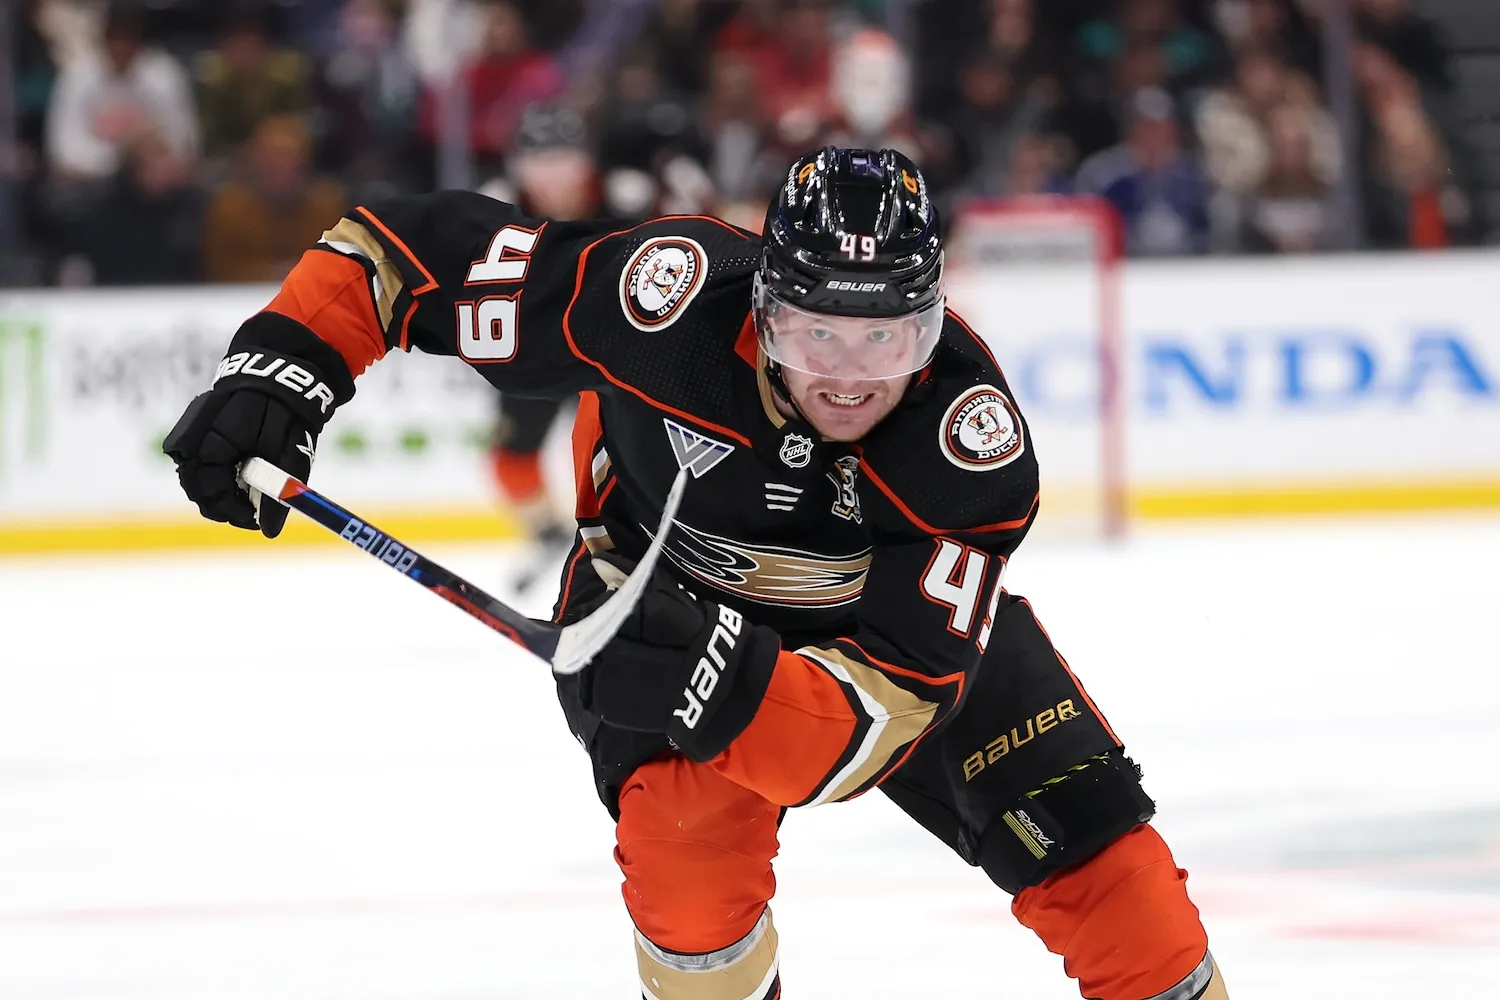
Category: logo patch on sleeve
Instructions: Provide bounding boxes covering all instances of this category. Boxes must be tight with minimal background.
[620,236,707,331]
[940,385,1025,471]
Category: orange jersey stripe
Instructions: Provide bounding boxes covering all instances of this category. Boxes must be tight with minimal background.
[733,313,758,368]
[571,391,604,520]
[265,250,387,377]
[552,543,589,625]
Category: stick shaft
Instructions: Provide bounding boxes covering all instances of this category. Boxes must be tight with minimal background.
[242,458,561,660]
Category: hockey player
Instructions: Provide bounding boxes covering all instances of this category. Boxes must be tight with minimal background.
[480,103,598,590]
[164,147,1229,1000]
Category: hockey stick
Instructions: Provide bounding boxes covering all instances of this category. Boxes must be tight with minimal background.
[238,457,689,676]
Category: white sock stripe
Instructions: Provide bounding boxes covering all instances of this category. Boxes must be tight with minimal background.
[635,910,769,973]
[636,911,779,1000]
[317,237,372,261]
[1145,951,1215,1000]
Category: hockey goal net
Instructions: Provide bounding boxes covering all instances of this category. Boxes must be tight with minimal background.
[943,196,1126,539]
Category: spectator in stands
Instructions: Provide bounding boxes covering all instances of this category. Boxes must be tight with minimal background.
[596,45,715,220]
[488,104,602,221]
[14,0,57,164]
[824,29,925,160]
[719,0,836,155]
[3,0,60,282]
[1213,0,1322,77]
[202,114,346,283]
[196,4,311,164]
[283,0,350,57]
[1354,0,1486,241]
[1075,0,1221,96]
[1077,86,1211,256]
[1354,42,1472,249]
[316,0,421,198]
[979,0,1067,102]
[45,0,199,182]
[418,0,565,167]
[944,46,1051,199]
[56,129,203,285]
[599,45,701,181]
[1232,102,1336,252]
[1355,0,1453,95]
[1195,45,1340,228]
[996,131,1075,197]
[698,48,777,230]
[642,0,739,97]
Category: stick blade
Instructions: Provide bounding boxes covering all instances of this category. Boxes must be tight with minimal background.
[550,468,689,676]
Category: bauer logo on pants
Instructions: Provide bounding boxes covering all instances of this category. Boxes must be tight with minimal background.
[940,384,1025,472]
[620,236,707,331]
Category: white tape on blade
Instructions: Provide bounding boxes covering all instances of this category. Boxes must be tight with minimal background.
[551,467,689,675]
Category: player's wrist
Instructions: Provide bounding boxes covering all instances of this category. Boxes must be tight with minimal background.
[219,312,357,425]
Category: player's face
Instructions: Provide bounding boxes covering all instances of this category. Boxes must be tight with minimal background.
[755,280,943,439]
[781,364,912,441]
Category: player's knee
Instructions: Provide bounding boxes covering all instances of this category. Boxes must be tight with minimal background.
[975,750,1156,895]
[615,757,779,954]
[634,909,782,1000]
[1013,823,1219,1000]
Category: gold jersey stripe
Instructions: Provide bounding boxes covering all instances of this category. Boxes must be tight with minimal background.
[797,646,939,805]
[320,217,406,334]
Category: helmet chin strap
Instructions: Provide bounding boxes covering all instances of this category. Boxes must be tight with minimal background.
[764,358,817,431]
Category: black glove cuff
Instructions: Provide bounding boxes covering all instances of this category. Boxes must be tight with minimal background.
[230,312,357,401]
[672,622,781,763]
[214,315,356,430]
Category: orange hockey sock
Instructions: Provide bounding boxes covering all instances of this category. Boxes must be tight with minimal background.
[1012,824,1211,1000]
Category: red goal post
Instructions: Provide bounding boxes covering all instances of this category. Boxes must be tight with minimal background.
[943,195,1126,539]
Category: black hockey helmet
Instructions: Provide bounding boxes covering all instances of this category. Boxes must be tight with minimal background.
[755,147,945,381]
[513,103,589,155]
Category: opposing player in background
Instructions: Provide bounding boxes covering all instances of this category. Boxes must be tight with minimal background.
[479,105,597,589]
[164,147,1229,1000]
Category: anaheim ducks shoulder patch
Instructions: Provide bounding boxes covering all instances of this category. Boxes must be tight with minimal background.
[620,235,708,331]
[940,384,1025,472]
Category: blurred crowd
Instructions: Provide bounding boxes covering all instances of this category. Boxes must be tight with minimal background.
[1,0,1488,287]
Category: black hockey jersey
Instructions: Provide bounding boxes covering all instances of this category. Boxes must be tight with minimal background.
[251,190,1040,807]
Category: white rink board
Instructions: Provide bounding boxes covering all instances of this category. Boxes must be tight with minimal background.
[1,251,1498,524]
[948,249,1500,490]
[0,286,500,518]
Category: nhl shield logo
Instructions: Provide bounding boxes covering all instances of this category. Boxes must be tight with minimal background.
[620,236,707,331]
[940,385,1025,472]
[779,432,814,469]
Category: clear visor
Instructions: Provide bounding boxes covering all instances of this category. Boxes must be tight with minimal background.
[754,280,944,380]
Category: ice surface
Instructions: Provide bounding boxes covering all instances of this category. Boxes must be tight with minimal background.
[1,517,1497,998]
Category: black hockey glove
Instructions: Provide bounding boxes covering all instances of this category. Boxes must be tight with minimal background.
[570,554,781,761]
[163,317,355,538]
